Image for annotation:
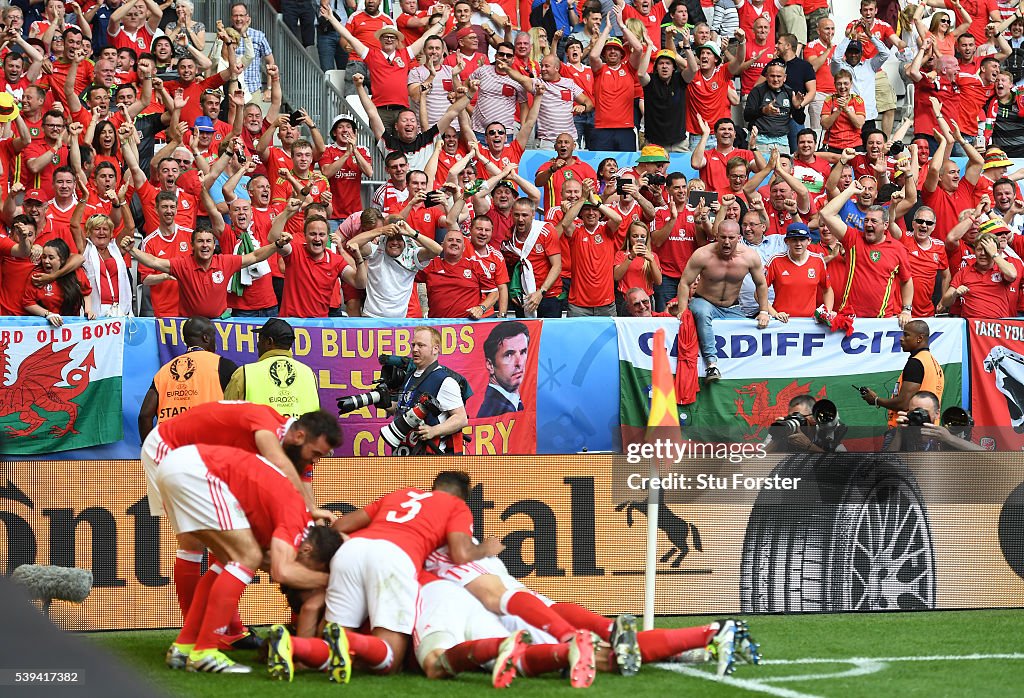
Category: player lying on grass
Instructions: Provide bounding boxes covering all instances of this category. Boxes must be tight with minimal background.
[318,471,505,677]
[266,571,757,685]
[158,444,341,674]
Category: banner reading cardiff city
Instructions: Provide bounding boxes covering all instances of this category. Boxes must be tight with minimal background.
[0,320,125,455]
[968,318,1024,450]
[156,319,542,456]
[617,318,965,445]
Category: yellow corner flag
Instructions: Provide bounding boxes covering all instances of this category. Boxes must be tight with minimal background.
[646,328,680,437]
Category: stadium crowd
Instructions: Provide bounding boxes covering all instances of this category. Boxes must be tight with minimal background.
[3,0,1010,682]
[1,0,1024,377]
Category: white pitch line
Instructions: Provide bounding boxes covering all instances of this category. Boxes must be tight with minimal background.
[759,660,887,683]
[762,654,1024,665]
[653,653,1024,698]
[657,663,826,698]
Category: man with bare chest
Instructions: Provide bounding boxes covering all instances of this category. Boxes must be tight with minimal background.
[677,220,776,381]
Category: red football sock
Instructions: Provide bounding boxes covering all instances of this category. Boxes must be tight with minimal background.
[172,550,203,620]
[346,630,391,669]
[551,602,613,641]
[516,643,569,676]
[175,564,220,646]
[441,638,504,674]
[638,626,715,662]
[194,562,253,651]
[291,636,331,669]
[503,591,576,642]
[225,609,246,636]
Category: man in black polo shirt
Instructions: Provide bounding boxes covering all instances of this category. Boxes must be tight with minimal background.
[640,47,697,152]
[759,33,816,152]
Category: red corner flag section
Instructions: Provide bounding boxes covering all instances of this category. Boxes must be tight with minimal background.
[646,328,680,438]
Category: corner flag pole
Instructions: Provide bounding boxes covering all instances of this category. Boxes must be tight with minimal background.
[643,328,680,631]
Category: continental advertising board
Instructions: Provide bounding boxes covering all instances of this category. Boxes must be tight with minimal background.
[1,454,1022,630]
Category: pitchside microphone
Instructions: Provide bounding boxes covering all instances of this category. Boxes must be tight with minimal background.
[11,564,93,615]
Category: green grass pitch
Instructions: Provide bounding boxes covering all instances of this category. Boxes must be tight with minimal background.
[88,609,1024,697]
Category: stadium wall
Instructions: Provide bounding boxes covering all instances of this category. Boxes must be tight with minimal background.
[2,453,1022,630]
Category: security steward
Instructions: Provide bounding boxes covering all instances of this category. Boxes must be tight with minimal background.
[138,316,239,440]
[224,317,320,417]
[859,319,944,430]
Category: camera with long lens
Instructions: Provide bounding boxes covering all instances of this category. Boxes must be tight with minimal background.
[382,394,444,455]
[646,173,666,187]
[337,353,416,415]
[769,412,808,440]
[941,406,974,441]
[811,399,847,452]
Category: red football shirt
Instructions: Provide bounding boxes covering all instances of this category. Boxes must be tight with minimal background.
[593,63,638,129]
[160,401,290,450]
[476,140,524,180]
[168,253,245,319]
[837,231,912,318]
[568,220,616,307]
[698,147,754,194]
[280,245,350,318]
[500,222,562,299]
[221,224,278,311]
[901,236,950,316]
[765,253,830,317]
[0,237,34,316]
[199,444,312,549]
[922,179,979,242]
[950,261,1013,318]
[560,62,594,102]
[364,48,415,107]
[138,180,201,232]
[419,254,491,318]
[652,206,698,277]
[319,144,371,219]
[535,158,598,211]
[352,487,474,570]
[21,268,92,314]
[140,227,192,317]
[470,244,510,293]
[686,65,733,135]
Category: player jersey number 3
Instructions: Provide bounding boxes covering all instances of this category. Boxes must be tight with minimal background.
[385,490,433,523]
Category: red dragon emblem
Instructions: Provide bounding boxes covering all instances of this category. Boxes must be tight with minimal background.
[733,380,827,440]
[0,339,96,438]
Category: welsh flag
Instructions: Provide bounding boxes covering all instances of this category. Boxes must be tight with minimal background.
[0,319,124,455]
[617,318,965,446]
[616,317,685,445]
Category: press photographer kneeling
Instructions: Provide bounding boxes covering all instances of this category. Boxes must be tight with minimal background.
[884,391,983,452]
[766,395,848,453]
[337,326,471,455]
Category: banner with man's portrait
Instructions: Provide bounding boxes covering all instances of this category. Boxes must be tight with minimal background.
[156,318,543,455]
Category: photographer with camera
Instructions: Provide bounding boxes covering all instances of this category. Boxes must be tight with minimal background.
[885,391,984,452]
[766,394,848,453]
[339,327,470,455]
[392,326,470,454]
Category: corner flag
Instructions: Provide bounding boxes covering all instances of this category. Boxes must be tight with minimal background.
[647,328,680,436]
[643,328,679,630]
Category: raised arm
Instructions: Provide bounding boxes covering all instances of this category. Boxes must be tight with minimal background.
[820,180,861,244]
[353,73,386,141]
[121,235,172,273]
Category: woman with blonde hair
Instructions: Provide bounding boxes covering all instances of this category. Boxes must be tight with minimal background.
[613,221,662,315]
[74,194,136,317]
